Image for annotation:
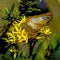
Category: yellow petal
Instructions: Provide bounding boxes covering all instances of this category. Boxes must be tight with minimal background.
[36,37,42,39]
[45,29,50,33]
[14,52,16,59]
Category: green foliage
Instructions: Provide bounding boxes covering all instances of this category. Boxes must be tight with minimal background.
[50,34,57,49]
[49,46,60,60]
[29,34,58,60]
[18,0,41,16]
[0,3,20,22]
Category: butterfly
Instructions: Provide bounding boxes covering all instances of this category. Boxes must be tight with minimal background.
[22,12,52,39]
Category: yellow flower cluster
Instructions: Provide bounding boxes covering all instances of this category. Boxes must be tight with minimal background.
[36,26,52,40]
[40,26,52,35]
[5,16,28,44]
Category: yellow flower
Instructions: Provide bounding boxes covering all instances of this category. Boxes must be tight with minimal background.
[44,28,52,35]
[40,26,52,35]
[5,16,28,44]
[21,16,26,23]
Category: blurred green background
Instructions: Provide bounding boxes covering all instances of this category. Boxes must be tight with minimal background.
[46,0,60,38]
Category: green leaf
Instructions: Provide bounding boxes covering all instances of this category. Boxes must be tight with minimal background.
[35,56,41,60]
[32,41,43,60]
[9,3,15,15]
[51,34,57,49]
[32,39,43,54]
[49,47,60,60]
[35,42,43,54]
[5,8,9,15]
[3,50,11,60]
[43,41,48,50]
[28,2,36,6]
